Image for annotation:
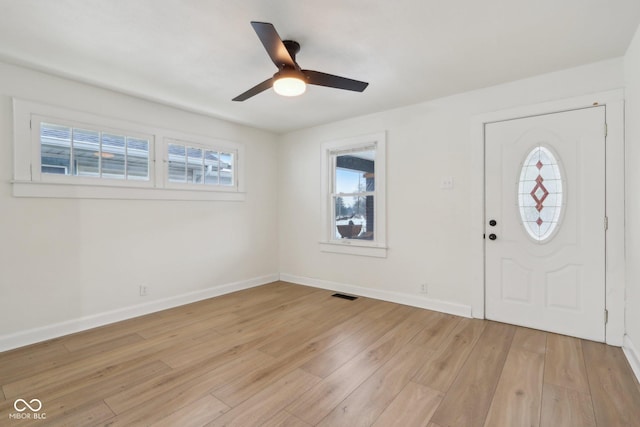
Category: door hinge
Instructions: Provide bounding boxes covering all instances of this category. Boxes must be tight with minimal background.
[605,309,609,324]
[604,122,608,137]
[604,216,609,231]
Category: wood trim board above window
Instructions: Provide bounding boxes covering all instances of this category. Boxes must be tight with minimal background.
[320,131,387,258]
[12,99,245,201]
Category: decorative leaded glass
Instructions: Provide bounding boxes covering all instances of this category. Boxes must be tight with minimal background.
[518,146,563,241]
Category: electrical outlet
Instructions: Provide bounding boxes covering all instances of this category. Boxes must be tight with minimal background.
[440,176,454,190]
[420,283,428,294]
[139,285,148,296]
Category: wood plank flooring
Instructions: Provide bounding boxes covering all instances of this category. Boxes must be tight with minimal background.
[1,281,639,426]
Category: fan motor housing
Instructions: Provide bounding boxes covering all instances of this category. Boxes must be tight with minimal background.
[283,40,300,60]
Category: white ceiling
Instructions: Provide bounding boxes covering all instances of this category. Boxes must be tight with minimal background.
[1,0,639,133]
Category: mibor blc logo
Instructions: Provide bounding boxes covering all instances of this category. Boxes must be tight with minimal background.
[9,398,46,420]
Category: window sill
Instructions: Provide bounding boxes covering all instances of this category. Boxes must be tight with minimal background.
[319,241,388,258]
[12,180,246,201]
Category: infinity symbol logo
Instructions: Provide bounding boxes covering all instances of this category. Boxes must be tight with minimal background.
[13,398,42,412]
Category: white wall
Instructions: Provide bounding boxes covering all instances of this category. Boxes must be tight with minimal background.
[624,25,640,373]
[0,61,279,346]
[278,58,624,313]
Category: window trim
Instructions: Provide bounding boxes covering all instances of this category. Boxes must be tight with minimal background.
[12,99,245,201]
[320,131,387,258]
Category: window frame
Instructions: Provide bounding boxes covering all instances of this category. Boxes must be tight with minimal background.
[320,131,387,258]
[12,99,245,201]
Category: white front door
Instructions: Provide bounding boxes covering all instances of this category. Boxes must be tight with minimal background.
[485,106,606,342]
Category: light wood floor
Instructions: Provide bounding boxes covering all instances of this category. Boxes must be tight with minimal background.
[1,281,640,426]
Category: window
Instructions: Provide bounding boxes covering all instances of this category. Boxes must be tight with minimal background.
[40,122,150,181]
[166,139,235,188]
[518,145,564,242]
[12,99,244,201]
[333,148,376,240]
[320,132,387,258]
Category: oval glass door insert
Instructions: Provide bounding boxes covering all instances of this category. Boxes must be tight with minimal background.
[518,146,563,241]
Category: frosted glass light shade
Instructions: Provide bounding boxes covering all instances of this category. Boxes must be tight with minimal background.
[273,76,306,97]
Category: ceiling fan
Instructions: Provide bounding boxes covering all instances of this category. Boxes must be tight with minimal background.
[232,21,369,101]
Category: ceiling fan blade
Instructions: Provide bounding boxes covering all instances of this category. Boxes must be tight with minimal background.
[250,21,296,69]
[303,70,369,92]
[232,78,273,101]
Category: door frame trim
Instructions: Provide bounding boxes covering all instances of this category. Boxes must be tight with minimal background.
[470,89,625,345]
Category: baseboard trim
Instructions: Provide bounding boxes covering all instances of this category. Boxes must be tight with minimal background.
[0,273,279,352]
[280,273,472,318]
[623,334,640,384]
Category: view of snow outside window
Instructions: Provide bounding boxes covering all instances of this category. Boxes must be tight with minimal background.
[334,149,375,240]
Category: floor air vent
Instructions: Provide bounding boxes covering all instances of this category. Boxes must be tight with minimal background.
[332,293,358,301]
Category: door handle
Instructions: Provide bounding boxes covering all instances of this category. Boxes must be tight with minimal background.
[489,220,497,226]
[489,233,497,240]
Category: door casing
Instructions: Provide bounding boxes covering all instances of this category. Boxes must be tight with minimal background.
[470,89,625,346]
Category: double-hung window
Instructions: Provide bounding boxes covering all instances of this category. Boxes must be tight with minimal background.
[12,99,244,201]
[321,132,387,258]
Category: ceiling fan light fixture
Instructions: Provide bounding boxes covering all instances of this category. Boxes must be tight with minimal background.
[232,22,368,101]
[273,71,306,97]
